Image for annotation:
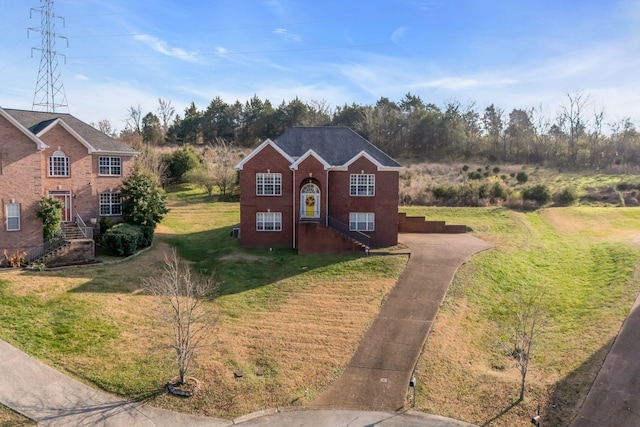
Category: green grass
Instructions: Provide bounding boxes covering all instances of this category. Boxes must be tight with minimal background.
[409,205,640,425]
[1,182,639,423]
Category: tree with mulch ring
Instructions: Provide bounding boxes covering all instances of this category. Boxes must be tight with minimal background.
[144,248,219,397]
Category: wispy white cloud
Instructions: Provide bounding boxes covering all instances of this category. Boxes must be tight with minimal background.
[133,34,200,62]
[74,74,90,81]
[391,27,409,45]
[273,28,302,42]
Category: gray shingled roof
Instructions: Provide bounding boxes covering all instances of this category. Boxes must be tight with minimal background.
[3,109,138,155]
[273,127,401,168]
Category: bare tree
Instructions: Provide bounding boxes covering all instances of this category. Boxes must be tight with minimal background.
[187,140,241,198]
[559,91,590,166]
[143,249,219,385]
[506,284,547,401]
[125,104,144,135]
[157,98,176,138]
[91,119,117,137]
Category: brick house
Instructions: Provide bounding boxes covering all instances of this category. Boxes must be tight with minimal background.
[0,107,138,261]
[236,127,402,254]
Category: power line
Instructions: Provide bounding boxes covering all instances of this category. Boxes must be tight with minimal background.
[29,0,68,113]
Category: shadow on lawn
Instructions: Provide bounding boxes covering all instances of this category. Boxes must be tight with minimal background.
[29,225,367,297]
[480,336,614,426]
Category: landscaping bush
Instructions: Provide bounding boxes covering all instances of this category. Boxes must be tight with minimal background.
[522,184,552,206]
[616,182,640,191]
[554,187,578,206]
[468,171,482,180]
[165,145,202,183]
[516,171,529,184]
[490,182,509,201]
[493,166,501,174]
[138,224,155,247]
[101,223,143,256]
[432,185,458,201]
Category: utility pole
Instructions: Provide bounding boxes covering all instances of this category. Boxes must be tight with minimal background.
[29,0,68,113]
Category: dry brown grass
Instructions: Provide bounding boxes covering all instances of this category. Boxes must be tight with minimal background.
[150,260,404,417]
[0,405,35,426]
[0,238,406,419]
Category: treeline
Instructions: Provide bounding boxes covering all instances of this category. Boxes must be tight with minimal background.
[106,92,640,170]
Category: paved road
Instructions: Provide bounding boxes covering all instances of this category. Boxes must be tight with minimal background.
[0,233,490,426]
[311,233,492,411]
[570,292,640,426]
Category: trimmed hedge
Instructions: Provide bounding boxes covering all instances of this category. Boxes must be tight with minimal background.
[101,223,146,256]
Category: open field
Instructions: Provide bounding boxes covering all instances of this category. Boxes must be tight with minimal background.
[404,206,640,425]
[1,183,639,424]
[400,161,640,207]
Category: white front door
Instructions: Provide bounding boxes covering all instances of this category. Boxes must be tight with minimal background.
[300,183,320,219]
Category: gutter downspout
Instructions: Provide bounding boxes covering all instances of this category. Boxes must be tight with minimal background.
[325,168,329,226]
[292,168,296,249]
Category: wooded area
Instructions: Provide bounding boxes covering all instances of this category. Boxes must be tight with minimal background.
[102,91,639,171]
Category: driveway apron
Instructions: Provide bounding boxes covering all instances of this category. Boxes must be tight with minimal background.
[311,233,491,411]
[571,292,640,427]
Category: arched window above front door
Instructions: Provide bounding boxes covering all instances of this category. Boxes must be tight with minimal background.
[301,183,320,194]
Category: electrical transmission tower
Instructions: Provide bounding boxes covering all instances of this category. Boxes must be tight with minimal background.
[29,0,68,112]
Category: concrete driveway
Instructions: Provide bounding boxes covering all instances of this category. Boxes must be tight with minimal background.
[311,233,492,411]
[570,293,640,426]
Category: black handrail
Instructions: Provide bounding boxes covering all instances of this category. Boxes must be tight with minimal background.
[327,216,370,248]
[24,232,67,265]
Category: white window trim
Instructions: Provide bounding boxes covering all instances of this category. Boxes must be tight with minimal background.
[49,151,70,177]
[99,156,122,176]
[256,173,282,196]
[350,174,375,196]
[256,212,282,231]
[6,202,20,231]
[99,192,122,216]
[349,212,375,232]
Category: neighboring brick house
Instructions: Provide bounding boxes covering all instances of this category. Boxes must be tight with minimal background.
[236,127,402,254]
[0,107,138,259]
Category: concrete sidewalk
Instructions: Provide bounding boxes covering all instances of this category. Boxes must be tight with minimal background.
[570,292,640,426]
[311,233,492,411]
[0,339,231,427]
[0,338,477,426]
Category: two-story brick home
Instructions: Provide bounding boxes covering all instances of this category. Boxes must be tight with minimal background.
[236,127,402,254]
[0,107,138,260]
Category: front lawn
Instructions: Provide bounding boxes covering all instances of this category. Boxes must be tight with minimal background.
[0,185,638,424]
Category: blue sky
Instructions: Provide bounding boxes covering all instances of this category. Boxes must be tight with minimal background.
[1,0,639,131]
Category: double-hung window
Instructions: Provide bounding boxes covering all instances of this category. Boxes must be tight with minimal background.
[99,192,122,216]
[256,212,282,231]
[49,150,69,177]
[350,174,375,196]
[99,156,121,176]
[256,173,282,196]
[349,212,375,232]
[6,203,20,231]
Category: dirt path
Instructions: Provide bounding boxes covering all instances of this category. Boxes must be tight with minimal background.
[310,233,492,411]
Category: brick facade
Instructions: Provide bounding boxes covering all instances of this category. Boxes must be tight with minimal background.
[237,128,402,254]
[0,109,136,257]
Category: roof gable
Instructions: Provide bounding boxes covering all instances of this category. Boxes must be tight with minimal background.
[0,107,49,150]
[36,118,96,153]
[235,138,294,170]
[1,108,138,156]
[290,149,331,170]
